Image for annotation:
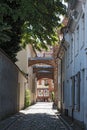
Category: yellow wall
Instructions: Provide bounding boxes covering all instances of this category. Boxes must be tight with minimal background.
[16,45,37,105]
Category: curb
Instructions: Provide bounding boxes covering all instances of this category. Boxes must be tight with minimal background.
[58,115,73,130]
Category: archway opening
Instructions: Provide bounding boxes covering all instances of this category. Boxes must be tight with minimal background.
[36,78,54,102]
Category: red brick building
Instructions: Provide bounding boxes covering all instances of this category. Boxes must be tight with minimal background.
[36,79,54,102]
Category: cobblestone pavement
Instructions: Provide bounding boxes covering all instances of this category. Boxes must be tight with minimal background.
[0,102,71,130]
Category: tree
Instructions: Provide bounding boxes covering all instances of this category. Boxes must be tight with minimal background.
[0,0,67,62]
[21,0,67,50]
[0,0,23,62]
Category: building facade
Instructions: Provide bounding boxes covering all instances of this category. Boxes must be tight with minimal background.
[57,0,87,129]
[36,79,54,102]
[16,44,37,104]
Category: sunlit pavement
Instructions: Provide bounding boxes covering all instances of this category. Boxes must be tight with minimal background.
[0,102,69,130]
[21,102,57,114]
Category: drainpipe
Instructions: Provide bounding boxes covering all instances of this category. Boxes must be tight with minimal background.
[72,108,74,121]
[61,59,63,113]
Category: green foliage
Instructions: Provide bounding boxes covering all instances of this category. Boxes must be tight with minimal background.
[20,0,67,50]
[64,0,69,2]
[0,23,11,42]
[0,0,68,61]
[0,0,23,62]
[21,22,59,50]
[25,88,31,108]
[52,91,55,101]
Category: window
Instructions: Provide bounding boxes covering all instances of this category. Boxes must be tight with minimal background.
[39,80,42,85]
[62,81,65,103]
[71,72,80,111]
[38,90,43,97]
[77,26,79,53]
[71,76,75,109]
[68,45,70,64]
[44,89,49,96]
[80,14,85,49]
[42,80,45,86]
[75,26,79,56]
[66,46,70,68]
[82,14,85,45]
[70,35,73,63]
[45,80,48,86]
[75,72,80,111]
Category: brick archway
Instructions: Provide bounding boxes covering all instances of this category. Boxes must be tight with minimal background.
[33,66,54,73]
[28,57,56,67]
[36,72,54,80]
[28,56,58,105]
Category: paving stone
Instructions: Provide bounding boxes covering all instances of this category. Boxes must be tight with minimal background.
[0,102,69,130]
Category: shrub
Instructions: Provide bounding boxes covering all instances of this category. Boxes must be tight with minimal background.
[52,91,55,101]
[24,88,31,108]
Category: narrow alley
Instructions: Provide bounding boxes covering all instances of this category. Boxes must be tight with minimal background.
[0,102,71,130]
[1,0,87,130]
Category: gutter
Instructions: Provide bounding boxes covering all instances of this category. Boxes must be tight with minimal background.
[58,115,73,130]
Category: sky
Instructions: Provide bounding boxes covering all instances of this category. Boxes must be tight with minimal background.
[60,0,68,22]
